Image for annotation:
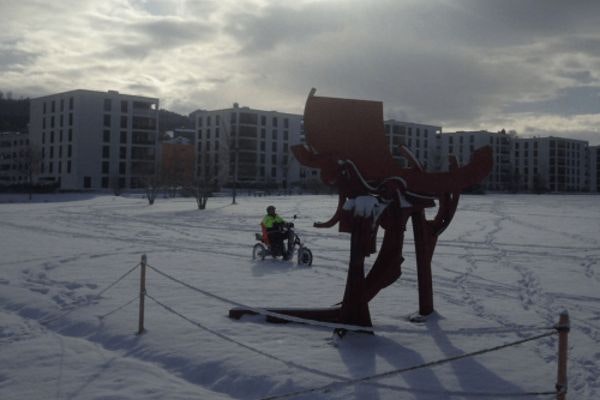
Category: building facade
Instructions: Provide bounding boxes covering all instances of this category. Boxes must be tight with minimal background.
[513,136,588,192]
[587,146,599,193]
[29,90,159,190]
[383,120,440,170]
[438,130,513,191]
[190,104,303,189]
[160,136,195,187]
[0,132,30,186]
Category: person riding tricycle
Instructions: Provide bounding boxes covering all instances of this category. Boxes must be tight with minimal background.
[253,205,313,266]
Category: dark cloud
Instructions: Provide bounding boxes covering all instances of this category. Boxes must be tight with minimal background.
[0,47,36,69]
[224,3,345,54]
[505,86,600,116]
[133,19,215,49]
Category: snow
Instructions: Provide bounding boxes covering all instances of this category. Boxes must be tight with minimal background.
[1,192,599,400]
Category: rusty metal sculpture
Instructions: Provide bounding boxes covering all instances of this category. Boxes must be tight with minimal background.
[230,89,493,332]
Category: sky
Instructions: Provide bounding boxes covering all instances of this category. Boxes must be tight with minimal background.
[1,0,600,144]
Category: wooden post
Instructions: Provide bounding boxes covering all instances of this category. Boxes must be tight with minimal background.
[556,310,569,400]
[137,254,147,335]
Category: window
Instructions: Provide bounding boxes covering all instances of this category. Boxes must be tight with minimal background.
[43,102,47,114]
[67,160,71,173]
[51,101,55,113]
[69,97,74,110]
[284,118,289,129]
[50,147,54,158]
[68,145,72,157]
[50,131,55,143]
[59,130,63,142]
[51,116,55,128]
[102,177,109,188]
[272,142,277,152]
[119,162,126,174]
[120,131,127,144]
[102,161,109,174]
[102,146,110,158]
[103,115,111,127]
[43,118,46,129]
[42,132,45,144]
[121,100,128,113]
[272,130,277,140]
[104,99,111,112]
[120,147,127,159]
[271,167,276,177]
[69,113,73,126]
[120,116,128,128]
[68,129,73,142]
[84,176,91,188]
[272,117,278,127]
[103,130,111,142]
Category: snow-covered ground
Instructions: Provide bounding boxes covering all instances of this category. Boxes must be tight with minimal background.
[0,193,598,400]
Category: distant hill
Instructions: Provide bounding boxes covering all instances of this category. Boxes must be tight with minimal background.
[0,96,30,132]
[158,109,193,134]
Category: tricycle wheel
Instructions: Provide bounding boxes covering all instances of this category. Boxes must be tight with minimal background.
[297,247,313,266]
[253,243,267,260]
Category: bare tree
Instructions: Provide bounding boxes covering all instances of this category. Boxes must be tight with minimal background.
[19,144,42,200]
[144,174,161,205]
[190,113,236,210]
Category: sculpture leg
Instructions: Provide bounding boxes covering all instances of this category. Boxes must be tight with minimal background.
[338,219,373,332]
[364,209,411,302]
[412,210,437,316]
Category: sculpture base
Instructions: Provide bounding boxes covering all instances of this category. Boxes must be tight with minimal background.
[229,306,341,324]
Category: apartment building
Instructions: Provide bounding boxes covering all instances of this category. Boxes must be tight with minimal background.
[0,132,30,186]
[29,90,159,190]
[512,137,588,192]
[160,136,195,186]
[587,146,599,192]
[438,130,512,191]
[383,120,439,170]
[190,104,303,189]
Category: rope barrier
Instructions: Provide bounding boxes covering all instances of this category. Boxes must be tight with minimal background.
[95,263,140,298]
[144,292,355,381]
[145,291,559,399]
[259,330,559,400]
[40,263,140,326]
[97,294,139,320]
[147,264,376,333]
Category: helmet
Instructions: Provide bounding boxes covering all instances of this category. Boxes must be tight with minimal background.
[266,205,276,213]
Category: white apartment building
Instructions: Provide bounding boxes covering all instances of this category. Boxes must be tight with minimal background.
[589,146,599,193]
[383,120,440,170]
[439,130,512,191]
[29,90,159,190]
[190,104,303,189]
[0,131,30,186]
[513,137,588,192]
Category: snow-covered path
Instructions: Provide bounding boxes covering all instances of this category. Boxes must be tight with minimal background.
[1,193,598,399]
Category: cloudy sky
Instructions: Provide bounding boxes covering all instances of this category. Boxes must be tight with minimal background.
[2,0,600,144]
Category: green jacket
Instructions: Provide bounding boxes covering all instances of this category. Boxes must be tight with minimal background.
[262,214,285,230]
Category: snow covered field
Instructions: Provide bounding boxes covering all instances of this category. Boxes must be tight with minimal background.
[0,193,598,400]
